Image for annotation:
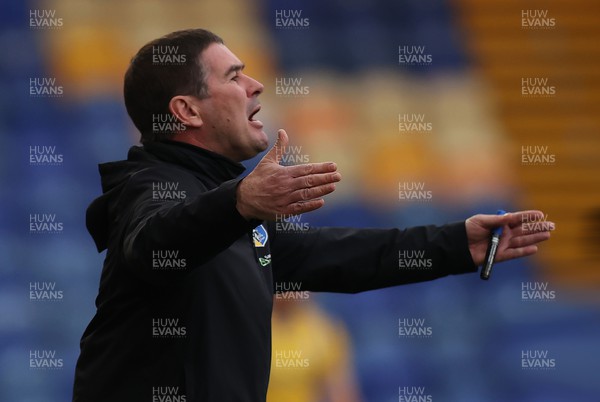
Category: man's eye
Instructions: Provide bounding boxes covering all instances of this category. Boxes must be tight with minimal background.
[231,75,240,82]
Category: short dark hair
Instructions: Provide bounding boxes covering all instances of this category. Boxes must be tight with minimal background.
[124,29,223,143]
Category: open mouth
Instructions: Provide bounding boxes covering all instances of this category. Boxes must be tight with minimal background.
[248,105,264,129]
[248,105,261,121]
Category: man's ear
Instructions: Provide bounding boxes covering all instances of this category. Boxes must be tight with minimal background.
[168,95,203,129]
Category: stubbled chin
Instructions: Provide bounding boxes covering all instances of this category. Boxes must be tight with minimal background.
[255,131,269,151]
[241,120,267,156]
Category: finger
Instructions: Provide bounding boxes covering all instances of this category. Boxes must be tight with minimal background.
[285,199,325,215]
[511,220,556,236]
[289,182,337,203]
[287,162,337,178]
[520,221,556,235]
[506,210,547,229]
[262,129,289,163]
[507,231,551,249]
[497,245,538,262]
[291,172,342,190]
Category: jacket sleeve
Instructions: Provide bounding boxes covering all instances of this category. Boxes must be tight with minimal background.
[117,168,259,278]
[269,222,478,293]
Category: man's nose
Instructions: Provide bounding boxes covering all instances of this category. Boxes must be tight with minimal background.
[246,76,264,97]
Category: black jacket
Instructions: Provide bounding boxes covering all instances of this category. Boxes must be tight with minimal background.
[73,140,477,402]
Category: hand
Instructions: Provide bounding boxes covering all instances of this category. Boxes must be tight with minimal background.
[236,129,342,221]
[465,210,555,266]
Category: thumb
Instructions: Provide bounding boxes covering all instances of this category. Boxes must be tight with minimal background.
[480,211,511,229]
[262,129,289,163]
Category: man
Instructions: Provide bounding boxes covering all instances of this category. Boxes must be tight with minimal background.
[73,29,553,402]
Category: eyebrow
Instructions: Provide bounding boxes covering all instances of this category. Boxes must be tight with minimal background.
[224,63,245,78]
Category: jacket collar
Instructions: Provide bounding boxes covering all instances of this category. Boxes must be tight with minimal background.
[138,140,246,183]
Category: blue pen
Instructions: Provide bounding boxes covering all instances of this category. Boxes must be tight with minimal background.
[480,209,507,280]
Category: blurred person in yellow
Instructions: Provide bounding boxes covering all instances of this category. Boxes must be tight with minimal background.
[268,297,362,402]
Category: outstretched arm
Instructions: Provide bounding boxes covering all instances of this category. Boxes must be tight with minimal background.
[270,211,553,294]
[270,222,478,293]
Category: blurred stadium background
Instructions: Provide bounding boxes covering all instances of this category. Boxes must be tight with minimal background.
[1,0,599,401]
